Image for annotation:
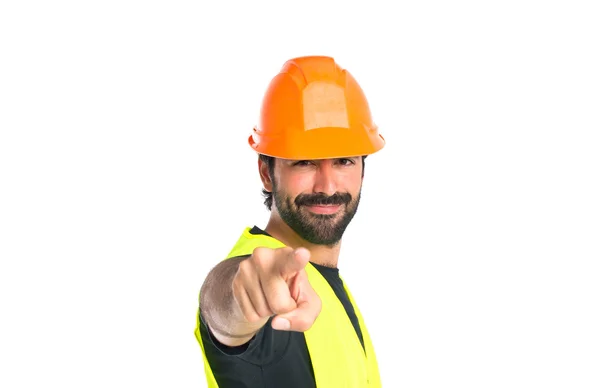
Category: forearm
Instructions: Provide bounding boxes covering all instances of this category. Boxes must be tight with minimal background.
[199,257,268,346]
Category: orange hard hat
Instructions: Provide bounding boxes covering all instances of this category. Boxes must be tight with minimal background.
[249,56,385,160]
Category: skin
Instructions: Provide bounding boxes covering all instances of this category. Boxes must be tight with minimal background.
[199,156,364,347]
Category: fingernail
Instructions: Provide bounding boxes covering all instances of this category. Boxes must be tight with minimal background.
[273,318,290,330]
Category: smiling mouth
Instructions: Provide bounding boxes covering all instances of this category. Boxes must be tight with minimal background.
[303,204,342,215]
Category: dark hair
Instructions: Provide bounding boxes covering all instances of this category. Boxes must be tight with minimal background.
[260,154,276,210]
[260,154,367,211]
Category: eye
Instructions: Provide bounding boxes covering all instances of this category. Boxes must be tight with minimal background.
[337,158,356,166]
[293,160,313,167]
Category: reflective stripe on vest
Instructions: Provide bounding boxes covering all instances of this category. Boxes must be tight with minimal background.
[195,227,381,388]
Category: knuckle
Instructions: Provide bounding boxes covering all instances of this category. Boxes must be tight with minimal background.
[241,309,261,323]
[252,246,268,255]
[238,260,258,281]
[276,247,295,262]
[315,295,322,311]
[238,259,252,275]
[276,246,294,255]
[309,288,322,310]
[256,305,272,318]
[231,277,243,296]
[268,296,293,314]
[295,314,316,331]
[251,254,269,269]
[251,247,263,258]
[251,247,272,262]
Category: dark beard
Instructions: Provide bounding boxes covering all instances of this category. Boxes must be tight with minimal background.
[274,188,361,246]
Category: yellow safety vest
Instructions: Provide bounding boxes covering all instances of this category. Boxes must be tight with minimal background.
[195,227,381,388]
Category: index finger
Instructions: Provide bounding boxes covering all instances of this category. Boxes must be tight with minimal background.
[275,247,310,278]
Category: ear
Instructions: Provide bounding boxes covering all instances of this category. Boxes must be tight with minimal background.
[258,157,273,192]
[361,155,366,179]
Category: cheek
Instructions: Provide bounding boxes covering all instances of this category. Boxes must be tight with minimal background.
[344,172,363,195]
[280,174,312,196]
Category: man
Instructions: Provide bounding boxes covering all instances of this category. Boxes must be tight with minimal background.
[195,55,386,387]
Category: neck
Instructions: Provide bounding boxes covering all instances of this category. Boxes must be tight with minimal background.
[264,213,341,268]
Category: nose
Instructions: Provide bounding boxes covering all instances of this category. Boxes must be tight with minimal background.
[313,160,337,196]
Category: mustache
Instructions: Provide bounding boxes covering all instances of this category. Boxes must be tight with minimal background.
[295,192,352,207]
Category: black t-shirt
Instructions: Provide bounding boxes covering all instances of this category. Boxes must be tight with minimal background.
[198,226,365,388]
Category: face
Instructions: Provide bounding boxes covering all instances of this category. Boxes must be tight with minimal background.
[264,157,364,246]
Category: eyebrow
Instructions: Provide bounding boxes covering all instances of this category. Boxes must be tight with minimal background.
[291,157,359,162]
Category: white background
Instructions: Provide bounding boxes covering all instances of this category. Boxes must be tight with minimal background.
[1,1,599,387]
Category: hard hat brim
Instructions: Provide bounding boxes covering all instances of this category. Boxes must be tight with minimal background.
[249,125,385,160]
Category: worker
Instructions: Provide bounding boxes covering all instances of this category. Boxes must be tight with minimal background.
[194,55,386,387]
